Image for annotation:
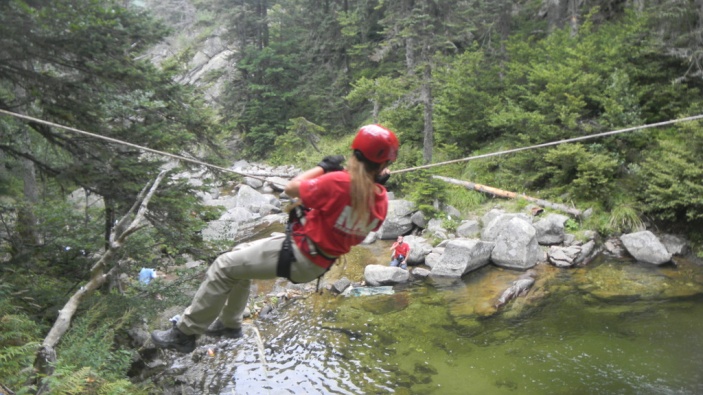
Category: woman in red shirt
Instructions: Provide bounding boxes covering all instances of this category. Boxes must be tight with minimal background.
[152,125,399,353]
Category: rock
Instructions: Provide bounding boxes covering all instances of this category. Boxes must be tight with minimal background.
[481,213,532,242]
[265,177,290,192]
[456,220,480,238]
[376,200,416,239]
[411,267,431,278]
[495,270,536,308]
[548,245,581,268]
[533,214,569,245]
[620,231,672,265]
[660,234,689,256]
[331,277,351,294]
[364,265,411,286]
[243,176,264,189]
[424,252,442,269]
[201,220,238,241]
[410,211,428,228]
[491,217,542,270]
[348,286,395,296]
[431,239,494,277]
[402,235,433,265]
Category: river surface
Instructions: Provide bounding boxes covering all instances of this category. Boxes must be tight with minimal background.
[215,246,703,395]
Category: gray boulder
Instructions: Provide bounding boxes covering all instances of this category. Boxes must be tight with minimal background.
[404,235,433,265]
[620,231,672,265]
[364,265,411,285]
[660,234,689,256]
[376,200,416,239]
[491,217,542,270]
[534,214,569,245]
[431,239,495,277]
[456,220,480,238]
[481,213,532,242]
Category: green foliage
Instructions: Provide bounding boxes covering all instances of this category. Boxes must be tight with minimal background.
[44,365,146,395]
[56,303,138,381]
[400,170,446,217]
[0,287,42,390]
[638,123,703,222]
[564,218,579,232]
[441,217,460,232]
[537,143,620,200]
[442,186,486,214]
[434,49,503,151]
[608,203,645,234]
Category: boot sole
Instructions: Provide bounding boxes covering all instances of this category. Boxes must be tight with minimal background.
[205,329,243,339]
[151,333,196,353]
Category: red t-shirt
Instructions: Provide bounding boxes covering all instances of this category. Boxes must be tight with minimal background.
[392,242,410,259]
[295,171,388,268]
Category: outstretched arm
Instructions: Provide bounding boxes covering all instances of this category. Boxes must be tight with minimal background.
[284,167,325,198]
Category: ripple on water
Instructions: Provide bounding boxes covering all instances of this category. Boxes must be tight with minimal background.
[221,253,703,395]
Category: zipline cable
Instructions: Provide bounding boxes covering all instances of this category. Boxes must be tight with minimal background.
[0,108,273,183]
[391,114,703,174]
[3,108,703,180]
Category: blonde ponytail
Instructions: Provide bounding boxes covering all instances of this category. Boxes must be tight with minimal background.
[347,154,378,224]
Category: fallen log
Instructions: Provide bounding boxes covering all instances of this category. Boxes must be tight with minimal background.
[432,175,583,218]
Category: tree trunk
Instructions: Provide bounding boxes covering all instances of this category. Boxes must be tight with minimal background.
[421,64,434,164]
[568,0,579,37]
[433,175,583,217]
[33,170,169,394]
[17,127,41,249]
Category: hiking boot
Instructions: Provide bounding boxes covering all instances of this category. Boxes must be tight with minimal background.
[151,327,196,353]
[205,319,243,339]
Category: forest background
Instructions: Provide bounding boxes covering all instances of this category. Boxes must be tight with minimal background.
[1,0,703,393]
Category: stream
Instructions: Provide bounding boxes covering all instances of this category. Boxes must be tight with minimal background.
[205,242,703,395]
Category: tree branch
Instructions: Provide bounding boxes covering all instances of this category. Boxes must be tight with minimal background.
[33,169,169,393]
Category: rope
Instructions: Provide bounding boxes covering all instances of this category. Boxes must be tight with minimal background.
[3,108,702,179]
[0,108,274,184]
[391,114,703,174]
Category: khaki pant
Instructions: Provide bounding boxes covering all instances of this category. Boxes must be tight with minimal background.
[177,233,327,335]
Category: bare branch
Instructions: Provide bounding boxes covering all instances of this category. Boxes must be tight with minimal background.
[33,169,170,391]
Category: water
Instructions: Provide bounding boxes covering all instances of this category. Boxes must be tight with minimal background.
[220,257,703,395]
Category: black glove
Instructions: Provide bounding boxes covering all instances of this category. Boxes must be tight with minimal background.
[375,172,391,185]
[317,155,345,173]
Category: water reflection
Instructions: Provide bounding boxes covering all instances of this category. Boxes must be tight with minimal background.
[223,256,703,395]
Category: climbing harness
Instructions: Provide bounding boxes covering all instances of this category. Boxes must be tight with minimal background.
[276,201,335,285]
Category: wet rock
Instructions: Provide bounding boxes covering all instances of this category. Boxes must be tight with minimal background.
[411,267,431,278]
[574,240,600,266]
[548,245,582,268]
[604,237,625,257]
[331,277,351,294]
[574,261,703,300]
[495,270,536,308]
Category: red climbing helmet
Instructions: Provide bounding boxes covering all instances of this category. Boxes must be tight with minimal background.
[351,124,399,164]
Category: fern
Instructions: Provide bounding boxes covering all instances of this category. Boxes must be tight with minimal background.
[48,366,91,395]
